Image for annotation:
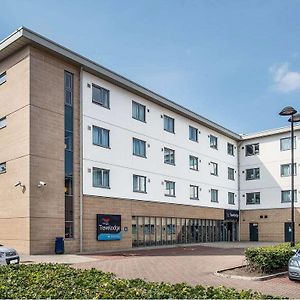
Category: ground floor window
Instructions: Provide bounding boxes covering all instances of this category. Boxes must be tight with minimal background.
[132,216,237,247]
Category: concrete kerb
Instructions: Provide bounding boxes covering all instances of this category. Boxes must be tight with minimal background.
[215,265,288,281]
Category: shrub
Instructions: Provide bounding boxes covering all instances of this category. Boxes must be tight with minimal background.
[245,243,300,274]
[0,263,276,299]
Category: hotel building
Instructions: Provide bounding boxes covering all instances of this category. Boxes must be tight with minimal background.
[0,27,299,254]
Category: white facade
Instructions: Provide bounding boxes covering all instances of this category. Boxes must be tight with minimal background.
[239,130,300,210]
[82,71,239,210]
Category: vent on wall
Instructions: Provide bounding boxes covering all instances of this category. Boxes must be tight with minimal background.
[87,83,91,88]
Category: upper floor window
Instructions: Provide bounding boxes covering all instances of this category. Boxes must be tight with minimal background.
[64,72,73,106]
[228,167,235,180]
[227,143,234,156]
[164,115,175,133]
[92,84,110,109]
[228,192,235,205]
[133,138,146,158]
[245,143,259,156]
[190,185,199,200]
[132,101,146,122]
[0,162,6,174]
[281,163,297,177]
[210,162,218,176]
[133,175,146,193]
[93,126,110,148]
[189,126,198,142]
[165,180,175,197]
[280,137,296,151]
[246,192,260,205]
[211,189,218,202]
[0,117,7,129]
[210,135,218,149]
[0,72,6,85]
[189,155,199,171]
[92,167,110,188]
[246,168,260,180]
[164,147,175,165]
[281,190,297,203]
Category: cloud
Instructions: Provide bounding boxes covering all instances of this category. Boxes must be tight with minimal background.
[270,63,300,93]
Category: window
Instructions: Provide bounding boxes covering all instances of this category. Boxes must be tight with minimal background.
[281,163,297,177]
[93,126,110,148]
[92,84,110,108]
[210,162,218,176]
[64,72,73,106]
[190,185,199,200]
[0,162,6,174]
[246,168,260,180]
[281,190,297,203]
[165,180,175,197]
[0,72,6,85]
[133,175,146,193]
[227,143,234,156]
[133,138,146,157]
[228,192,235,205]
[132,101,146,122]
[65,131,73,151]
[246,192,260,205]
[164,115,175,133]
[189,126,198,142]
[211,189,218,202]
[0,117,6,129]
[280,137,296,151]
[210,135,218,149]
[93,167,110,188]
[228,167,235,180]
[245,143,259,156]
[189,155,199,171]
[164,147,175,165]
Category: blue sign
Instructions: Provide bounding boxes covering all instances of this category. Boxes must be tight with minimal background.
[97,214,122,241]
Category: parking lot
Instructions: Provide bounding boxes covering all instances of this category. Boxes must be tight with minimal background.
[70,243,300,298]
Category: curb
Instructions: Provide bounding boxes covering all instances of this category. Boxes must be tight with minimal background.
[214,265,288,281]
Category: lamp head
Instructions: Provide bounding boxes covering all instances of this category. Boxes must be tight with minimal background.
[288,113,300,123]
[279,106,297,116]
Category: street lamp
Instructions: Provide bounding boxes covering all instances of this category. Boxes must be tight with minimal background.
[279,106,300,247]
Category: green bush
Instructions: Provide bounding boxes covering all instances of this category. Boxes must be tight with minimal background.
[0,263,276,299]
[245,243,300,274]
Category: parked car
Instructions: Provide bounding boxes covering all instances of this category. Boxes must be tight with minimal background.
[288,249,300,280]
[0,244,19,265]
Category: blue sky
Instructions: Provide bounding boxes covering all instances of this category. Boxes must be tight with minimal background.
[1,0,300,134]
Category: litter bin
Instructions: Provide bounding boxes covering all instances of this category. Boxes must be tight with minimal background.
[55,237,64,254]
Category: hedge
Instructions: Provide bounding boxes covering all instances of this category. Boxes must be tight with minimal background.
[245,243,300,274]
[0,264,277,299]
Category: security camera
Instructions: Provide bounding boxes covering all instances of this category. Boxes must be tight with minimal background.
[14,181,22,187]
[37,181,47,187]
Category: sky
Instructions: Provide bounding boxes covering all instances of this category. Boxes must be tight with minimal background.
[1,0,300,134]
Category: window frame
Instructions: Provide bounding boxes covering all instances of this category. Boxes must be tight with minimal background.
[163,115,175,133]
[210,135,218,150]
[228,167,235,180]
[0,71,6,85]
[164,147,175,165]
[281,190,298,203]
[0,116,7,129]
[132,138,146,158]
[92,167,110,189]
[280,163,297,177]
[189,126,198,142]
[245,143,260,156]
[246,192,260,205]
[228,192,235,205]
[0,162,6,174]
[189,155,199,171]
[246,168,260,180]
[190,185,199,200]
[92,84,110,109]
[92,125,110,148]
[133,174,147,193]
[165,180,176,197]
[227,143,234,156]
[132,101,146,123]
[211,189,219,203]
[210,161,218,176]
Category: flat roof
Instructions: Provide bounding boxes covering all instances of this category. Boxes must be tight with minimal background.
[0,27,298,142]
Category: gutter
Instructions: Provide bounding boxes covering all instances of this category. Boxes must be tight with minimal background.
[79,67,83,253]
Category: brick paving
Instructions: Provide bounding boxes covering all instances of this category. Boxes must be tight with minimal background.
[73,245,300,298]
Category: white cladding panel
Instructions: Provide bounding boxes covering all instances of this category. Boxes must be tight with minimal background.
[239,133,300,210]
[82,71,239,209]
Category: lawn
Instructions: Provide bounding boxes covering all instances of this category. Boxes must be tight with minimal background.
[0,263,278,299]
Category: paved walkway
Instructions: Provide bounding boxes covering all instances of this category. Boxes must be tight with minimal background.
[72,244,300,298]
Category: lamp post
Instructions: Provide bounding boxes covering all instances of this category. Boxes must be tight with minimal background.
[279,106,300,246]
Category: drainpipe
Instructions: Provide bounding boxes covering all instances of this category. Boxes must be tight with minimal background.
[237,141,242,242]
[79,67,83,253]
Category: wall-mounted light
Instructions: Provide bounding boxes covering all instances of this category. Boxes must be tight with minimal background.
[14,181,25,188]
[37,181,47,188]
